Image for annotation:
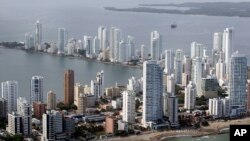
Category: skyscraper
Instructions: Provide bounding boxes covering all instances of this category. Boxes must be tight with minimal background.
[164,50,175,74]
[1,81,18,113]
[191,42,204,59]
[122,90,135,123]
[168,96,179,126]
[114,28,122,62]
[127,35,135,61]
[213,32,223,52]
[118,40,128,63]
[150,31,162,60]
[96,70,104,98]
[57,28,68,54]
[140,44,147,61]
[25,32,35,50]
[6,112,22,135]
[17,97,32,135]
[184,81,196,111]
[98,26,108,51]
[0,98,7,118]
[142,60,163,127]
[182,55,191,86]
[174,49,183,84]
[192,57,203,97]
[229,51,247,116]
[35,20,42,46]
[84,35,93,57]
[47,91,56,110]
[93,36,100,54]
[64,70,74,106]
[223,27,233,78]
[77,93,87,114]
[30,76,43,104]
[42,110,63,141]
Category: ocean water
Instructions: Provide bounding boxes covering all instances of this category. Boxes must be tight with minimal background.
[166,133,229,141]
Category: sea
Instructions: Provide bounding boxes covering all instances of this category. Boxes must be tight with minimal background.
[1,0,249,140]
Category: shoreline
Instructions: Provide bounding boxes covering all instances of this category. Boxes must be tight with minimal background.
[110,117,250,141]
[0,46,143,70]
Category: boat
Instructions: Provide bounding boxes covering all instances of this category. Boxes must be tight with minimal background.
[171,23,177,29]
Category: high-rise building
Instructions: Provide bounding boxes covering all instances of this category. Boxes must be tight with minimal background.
[167,74,175,95]
[164,50,175,74]
[209,97,230,118]
[93,36,100,54]
[150,31,162,60]
[168,96,179,126]
[84,35,93,57]
[113,28,122,62]
[191,42,204,59]
[30,76,43,104]
[182,55,191,86]
[64,70,74,106]
[223,28,233,78]
[127,35,135,61]
[184,81,196,111]
[33,101,46,119]
[96,70,104,98]
[0,98,7,118]
[142,60,163,127]
[141,44,147,61]
[17,97,32,135]
[74,83,85,106]
[77,93,87,115]
[122,90,135,123]
[1,81,18,113]
[201,76,219,98]
[6,112,22,135]
[47,91,56,110]
[213,32,223,52]
[118,40,128,62]
[57,28,68,54]
[247,80,250,112]
[42,110,63,141]
[191,57,203,97]
[216,58,226,86]
[174,49,183,84]
[35,20,42,46]
[105,116,118,134]
[98,26,108,51]
[25,32,35,50]
[229,51,247,116]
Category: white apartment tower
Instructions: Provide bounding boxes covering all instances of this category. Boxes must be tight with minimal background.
[6,112,22,135]
[35,20,42,46]
[98,26,108,51]
[127,35,135,61]
[42,110,63,141]
[57,28,68,54]
[223,28,233,78]
[17,97,32,135]
[191,42,204,59]
[229,51,247,116]
[174,49,183,84]
[192,57,203,97]
[184,81,196,111]
[164,50,175,74]
[84,35,94,57]
[31,76,43,104]
[47,91,56,110]
[150,31,162,60]
[122,90,135,123]
[142,60,163,127]
[213,32,223,52]
[1,81,18,113]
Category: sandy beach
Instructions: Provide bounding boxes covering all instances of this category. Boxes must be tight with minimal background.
[109,117,250,141]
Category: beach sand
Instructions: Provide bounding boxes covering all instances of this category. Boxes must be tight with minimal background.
[109,117,250,141]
